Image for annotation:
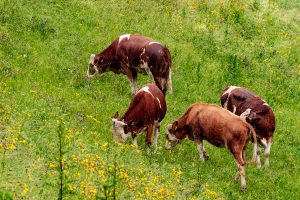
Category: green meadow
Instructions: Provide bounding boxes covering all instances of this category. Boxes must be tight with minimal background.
[1,0,299,199]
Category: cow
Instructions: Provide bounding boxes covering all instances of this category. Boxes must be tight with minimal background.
[87,34,172,95]
[111,84,167,154]
[220,86,276,168]
[165,103,257,192]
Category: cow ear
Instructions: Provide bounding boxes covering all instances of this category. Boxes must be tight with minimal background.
[172,121,178,130]
[94,55,104,65]
[247,111,257,122]
[114,112,119,119]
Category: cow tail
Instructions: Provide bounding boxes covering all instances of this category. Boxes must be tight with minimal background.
[164,47,173,94]
[247,123,257,164]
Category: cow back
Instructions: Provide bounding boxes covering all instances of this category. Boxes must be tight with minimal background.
[186,104,249,147]
[122,84,166,129]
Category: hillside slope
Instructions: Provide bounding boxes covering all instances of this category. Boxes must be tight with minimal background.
[1,0,299,199]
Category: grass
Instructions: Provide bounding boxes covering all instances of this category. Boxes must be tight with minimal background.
[1,0,300,199]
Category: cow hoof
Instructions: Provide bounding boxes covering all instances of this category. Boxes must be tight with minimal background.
[241,187,247,192]
[264,163,270,168]
[203,152,209,160]
[234,176,239,183]
[146,148,151,155]
[256,164,262,169]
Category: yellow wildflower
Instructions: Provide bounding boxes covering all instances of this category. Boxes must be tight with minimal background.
[144,187,150,196]
[101,142,109,152]
[49,162,56,169]
[88,188,97,197]
[20,140,27,144]
[21,183,29,196]
[7,144,16,150]
[68,184,77,191]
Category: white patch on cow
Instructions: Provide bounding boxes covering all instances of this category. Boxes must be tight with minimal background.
[156,97,162,109]
[86,65,99,78]
[256,145,262,168]
[223,86,240,109]
[140,60,148,69]
[89,54,95,64]
[264,141,272,167]
[233,105,237,114]
[140,48,146,57]
[86,70,93,77]
[111,119,129,143]
[119,34,131,43]
[196,141,205,162]
[87,54,97,77]
[263,102,269,107]
[224,101,228,109]
[137,86,155,98]
[240,108,251,120]
[127,79,137,94]
[139,61,155,83]
[260,138,267,148]
[166,132,179,142]
[234,160,246,191]
[132,137,138,147]
[168,68,173,94]
[149,41,161,45]
[153,121,160,153]
[222,86,240,96]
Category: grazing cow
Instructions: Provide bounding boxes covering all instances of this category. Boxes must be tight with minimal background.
[220,86,276,168]
[165,103,257,192]
[112,84,167,154]
[87,34,172,95]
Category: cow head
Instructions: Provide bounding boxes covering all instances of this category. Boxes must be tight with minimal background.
[165,121,186,149]
[87,54,109,77]
[240,108,257,124]
[111,112,130,143]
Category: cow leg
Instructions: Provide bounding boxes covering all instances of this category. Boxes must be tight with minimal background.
[167,68,173,94]
[202,145,209,160]
[132,135,138,148]
[140,61,155,83]
[146,124,154,155]
[160,78,167,94]
[153,77,164,93]
[124,68,137,94]
[256,145,261,168]
[153,122,160,153]
[233,152,247,192]
[264,137,272,167]
[196,140,206,162]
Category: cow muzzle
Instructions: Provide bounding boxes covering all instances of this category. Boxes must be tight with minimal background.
[86,64,99,78]
[165,132,180,149]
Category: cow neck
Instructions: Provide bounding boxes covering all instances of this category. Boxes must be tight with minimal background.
[175,115,190,140]
[120,114,132,135]
[101,40,117,62]
[121,116,138,135]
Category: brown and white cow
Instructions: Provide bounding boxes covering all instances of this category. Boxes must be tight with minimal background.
[87,34,172,95]
[165,103,257,192]
[112,84,167,154]
[220,86,276,168]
